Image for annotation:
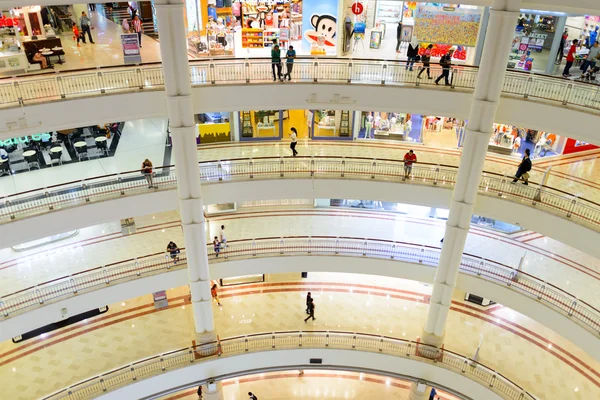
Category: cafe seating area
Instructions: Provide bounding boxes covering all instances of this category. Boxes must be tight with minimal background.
[0,122,123,176]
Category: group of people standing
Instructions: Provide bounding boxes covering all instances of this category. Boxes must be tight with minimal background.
[271,44,296,82]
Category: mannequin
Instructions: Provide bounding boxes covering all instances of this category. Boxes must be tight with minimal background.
[365,114,374,138]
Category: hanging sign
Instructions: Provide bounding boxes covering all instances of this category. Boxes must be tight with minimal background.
[351,3,364,15]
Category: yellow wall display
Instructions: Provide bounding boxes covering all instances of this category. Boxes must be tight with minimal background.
[198,122,231,143]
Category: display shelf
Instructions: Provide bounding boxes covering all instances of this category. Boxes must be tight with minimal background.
[263,28,280,46]
[242,28,264,48]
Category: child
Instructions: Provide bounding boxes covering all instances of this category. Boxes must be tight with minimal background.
[213,236,220,257]
[72,22,83,46]
[211,283,222,306]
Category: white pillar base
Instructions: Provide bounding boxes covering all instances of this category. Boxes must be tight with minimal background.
[203,381,224,400]
[195,330,218,345]
[421,329,444,348]
[409,381,430,400]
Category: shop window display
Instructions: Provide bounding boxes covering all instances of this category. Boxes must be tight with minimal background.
[359,111,420,142]
[197,112,231,144]
[185,0,235,57]
[240,110,282,139]
[508,13,558,72]
[311,110,351,138]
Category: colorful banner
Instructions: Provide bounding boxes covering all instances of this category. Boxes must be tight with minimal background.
[302,0,338,54]
[414,5,481,47]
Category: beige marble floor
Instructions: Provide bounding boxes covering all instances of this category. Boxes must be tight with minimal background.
[28,10,161,75]
[158,370,460,400]
[1,205,598,311]
[1,276,598,400]
[197,141,600,203]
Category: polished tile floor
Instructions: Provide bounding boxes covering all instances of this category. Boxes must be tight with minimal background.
[158,370,460,400]
[0,275,598,400]
[1,205,597,310]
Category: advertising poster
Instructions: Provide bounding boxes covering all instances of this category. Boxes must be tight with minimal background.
[302,0,338,54]
[121,33,141,64]
[414,5,481,47]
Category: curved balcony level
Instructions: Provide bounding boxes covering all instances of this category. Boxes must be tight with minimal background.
[2,237,599,361]
[0,59,599,145]
[41,331,532,400]
[2,158,599,258]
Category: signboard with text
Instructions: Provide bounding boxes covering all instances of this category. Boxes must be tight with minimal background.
[414,5,481,47]
[121,33,141,64]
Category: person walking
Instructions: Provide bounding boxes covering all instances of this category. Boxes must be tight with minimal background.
[248,392,258,400]
[284,45,296,81]
[403,149,417,178]
[290,127,298,156]
[122,18,130,33]
[417,44,433,79]
[304,299,315,322]
[406,39,419,71]
[562,39,578,77]
[80,11,95,44]
[211,283,222,306]
[305,292,312,314]
[396,21,402,53]
[197,385,203,399]
[72,22,83,46]
[132,15,142,47]
[580,41,600,77]
[271,44,283,81]
[511,148,532,185]
[141,159,154,188]
[220,225,227,248]
[435,47,455,86]
[213,236,221,257]
[429,387,438,400]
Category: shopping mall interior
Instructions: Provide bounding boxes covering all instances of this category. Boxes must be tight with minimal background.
[0,0,600,400]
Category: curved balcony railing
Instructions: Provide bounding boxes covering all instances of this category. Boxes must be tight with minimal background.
[3,237,598,337]
[1,157,599,234]
[0,58,599,112]
[40,330,536,400]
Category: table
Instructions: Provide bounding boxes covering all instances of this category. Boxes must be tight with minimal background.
[74,141,87,148]
[50,146,63,153]
[51,47,64,64]
[22,150,37,157]
[95,137,107,143]
[41,51,54,68]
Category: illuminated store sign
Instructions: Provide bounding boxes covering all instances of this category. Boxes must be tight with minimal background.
[1,133,51,147]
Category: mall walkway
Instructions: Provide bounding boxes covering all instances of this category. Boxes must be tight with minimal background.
[0,275,597,400]
[0,205,598,313]
[33,9,161,74]
[158,370,460,400]
[199,141,600,203]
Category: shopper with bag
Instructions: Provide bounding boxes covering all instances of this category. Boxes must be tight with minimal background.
[435,47,455,86]
[511,148,532,185]
[417,44,433,79]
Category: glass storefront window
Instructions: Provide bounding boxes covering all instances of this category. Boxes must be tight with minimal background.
[240,110,281,139]
[359,111,420,142]
[509,13,558,72]
[311,110,351,138]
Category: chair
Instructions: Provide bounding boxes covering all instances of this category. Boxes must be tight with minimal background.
[95,139,109,156]
[0,160,10,177]
[75,143,89,161]
[49,149,63,166]
[24,152,40,170]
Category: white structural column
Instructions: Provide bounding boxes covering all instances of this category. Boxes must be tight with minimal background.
[154,0,217,346]
[421,0,522,347]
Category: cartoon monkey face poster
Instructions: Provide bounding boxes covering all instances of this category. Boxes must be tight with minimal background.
[302,0,338,53]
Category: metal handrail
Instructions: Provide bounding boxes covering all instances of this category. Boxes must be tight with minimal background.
[39,330,537,400]
[3,237,598,337]
[1,157,597,234]
[0,58,599,112]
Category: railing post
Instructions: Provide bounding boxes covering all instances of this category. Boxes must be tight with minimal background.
[217,162,223,181]
[538,283,546,300]
[97,70,105,94]
[36,288,43,304]
[308,237,312,254]
[280,239,284,255]
[325,332,329,346]
[131,365,137,380]
[341,158,345,177]
[103,266,109,284]
[462,359,468,373]
[299,332,303,347]
[272,334,276,348]
[352,335,356,349]
[406,343,411,356]
[100,378,107,392]
[188,349,194,363]
[567,196,578,218]
[310,158,315,177]
[391,243,395,259]
[209,63,216,84]
[44,190,53,210]
[81,180,90,202]
[433,164,440,185]
[419,247,424,263]
[371,160,376,179]
[568,299,577,316]
[252,239,256,256]
[55,76,66,99]
[1,301,8,317]
[5,199,15,220]
[117,175,125,195]
[335,239,340,255]
[280,157,284,177]
[134,259,140,276]
[245,337,249,351]
[379,337,383,351]
[451,68,457,89]
[363,240,368,256]
[313,62,318,82]
[249,159,254,179]
[347,62,352,83]
[381,64,387,85]
[489,373,496,387]
[245,61,250,83]
[166,252,172,269]
[524,75,533,99]
[70,277,78,294]
[136,68,144,89]
[562,84,573,105]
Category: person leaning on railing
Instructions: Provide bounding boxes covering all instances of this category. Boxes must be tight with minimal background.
[166,241,180,263]
[403,149,417,178]
[141,158,154,188]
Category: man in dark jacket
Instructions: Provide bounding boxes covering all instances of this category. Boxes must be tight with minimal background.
[435,47,455,86]
[512,148,532,185]
[406,41,419,71]
[396,22,402,52]
[305,292,312,314]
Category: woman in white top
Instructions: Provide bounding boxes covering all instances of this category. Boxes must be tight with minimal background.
[290,127,298,156]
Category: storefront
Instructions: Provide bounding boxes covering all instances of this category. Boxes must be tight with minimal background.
[508,12,560,72]
[197,112,232,143]
[185,0,339,58]
[239,109,352,140]
[344,2,481,65]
